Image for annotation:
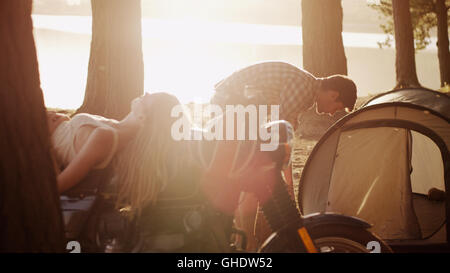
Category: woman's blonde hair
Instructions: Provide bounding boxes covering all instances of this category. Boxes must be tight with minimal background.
[113,92,192,216]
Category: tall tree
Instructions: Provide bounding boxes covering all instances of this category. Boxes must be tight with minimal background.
[301,0,347,77]
[77,0,144,120]
[435,0,449,87]
[392,0,421,88]
[0,0,65,252]
[370,0,449,87]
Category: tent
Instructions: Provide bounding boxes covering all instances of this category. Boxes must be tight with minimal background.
[297,88,450,251]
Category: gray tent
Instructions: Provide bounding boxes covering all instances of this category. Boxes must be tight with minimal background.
[297,88,450,252]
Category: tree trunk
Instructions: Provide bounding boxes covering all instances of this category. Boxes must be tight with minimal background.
[77,0,144,120]
[0,0,65,252]
[302,0,347,77]
[435,0,450,87]
[392,0,421,89]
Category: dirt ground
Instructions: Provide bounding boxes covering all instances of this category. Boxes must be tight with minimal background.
[291,137,318,208]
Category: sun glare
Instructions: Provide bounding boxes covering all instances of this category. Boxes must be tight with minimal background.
[32,1,441,110]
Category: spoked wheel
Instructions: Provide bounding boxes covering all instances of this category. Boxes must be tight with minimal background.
[314,237,371,253]
[307,224,392,253]
[259,223,392,253]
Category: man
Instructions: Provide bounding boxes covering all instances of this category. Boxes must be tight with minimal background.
[212,61,357,130]
[212,61,357,251]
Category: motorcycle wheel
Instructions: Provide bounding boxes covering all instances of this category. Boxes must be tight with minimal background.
[259,224,392,253]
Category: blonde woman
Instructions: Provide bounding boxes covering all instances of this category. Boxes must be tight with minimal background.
[47,92,193,215]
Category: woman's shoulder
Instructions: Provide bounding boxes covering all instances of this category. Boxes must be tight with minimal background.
[71,113,116,128]
[70,113,94,123]
[70,113,120,169]
[72,113,105,121]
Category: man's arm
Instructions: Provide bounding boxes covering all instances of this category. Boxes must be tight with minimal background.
[234,192,259,251]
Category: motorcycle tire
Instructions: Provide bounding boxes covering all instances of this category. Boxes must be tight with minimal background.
[259,223,392,253]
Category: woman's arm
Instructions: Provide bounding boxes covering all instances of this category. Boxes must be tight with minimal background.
[57,127,115,193]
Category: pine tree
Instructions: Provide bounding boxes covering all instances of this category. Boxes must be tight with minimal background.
[301,0,348,77]
[370,0,449,87]
[0,0,66,252]
[392,0,421,88]
[77,0,144,119]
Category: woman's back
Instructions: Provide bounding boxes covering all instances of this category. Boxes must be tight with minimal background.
[52,113,119,170]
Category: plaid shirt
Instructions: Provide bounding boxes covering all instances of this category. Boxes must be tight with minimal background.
[214,61,320,124]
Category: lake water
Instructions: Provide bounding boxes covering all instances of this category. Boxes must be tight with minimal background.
[32,15,441,109]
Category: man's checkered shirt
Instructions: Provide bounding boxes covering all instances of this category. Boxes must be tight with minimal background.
[214,61,320,124]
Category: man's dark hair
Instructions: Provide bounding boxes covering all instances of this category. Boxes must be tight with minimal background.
[320,75,357,111]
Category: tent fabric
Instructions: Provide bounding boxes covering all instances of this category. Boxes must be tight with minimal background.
[326,127,422,240]
[410,131,445,195]
[344,106,450,151]
[364,88,450,121]
[298,88,449,243]
[413,193,446,241]
[299,129,341,213]
[300,106,450,214]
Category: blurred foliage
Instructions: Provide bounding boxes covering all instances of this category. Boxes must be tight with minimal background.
[46,107,75,115]
[369,0,450,51]
[437,83,450,93]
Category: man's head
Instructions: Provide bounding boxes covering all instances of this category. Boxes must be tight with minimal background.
[315,75,357,115]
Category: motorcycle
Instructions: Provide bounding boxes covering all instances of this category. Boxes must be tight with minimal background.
[60,120,392,253]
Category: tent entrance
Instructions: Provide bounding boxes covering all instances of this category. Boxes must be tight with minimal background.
[325,127,446,242]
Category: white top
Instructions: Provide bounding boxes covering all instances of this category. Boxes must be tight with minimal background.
[52,113,119,170]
